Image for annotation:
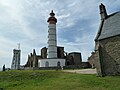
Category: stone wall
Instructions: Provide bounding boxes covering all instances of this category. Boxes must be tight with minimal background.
[64,62,91,69]
[88,52,96,68]
[57,47,65,58]
[69,52,82,65]
[96,36,120,76]
[41,47,47,58]
[94,44,105,76]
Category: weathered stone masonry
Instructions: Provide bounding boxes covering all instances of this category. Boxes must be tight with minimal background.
[94,3,120,76]
[98,36,120,75]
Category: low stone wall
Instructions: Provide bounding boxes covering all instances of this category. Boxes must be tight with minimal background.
[38,67,61,70]
[63,62,91,69]
[23,62,91,70]
[24,67,62,70]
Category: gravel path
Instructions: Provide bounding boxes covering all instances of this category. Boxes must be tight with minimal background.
[63,69,97,74]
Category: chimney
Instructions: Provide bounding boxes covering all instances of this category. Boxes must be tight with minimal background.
[99,3,107,20]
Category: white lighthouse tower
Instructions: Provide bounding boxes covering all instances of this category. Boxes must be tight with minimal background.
[47,10,57,58]
[38,10,65,67]
[11,44,21,70]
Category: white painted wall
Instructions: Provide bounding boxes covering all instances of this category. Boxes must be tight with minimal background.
[38,59,65,67]
[48,41,56,45]
[47,24,57,58]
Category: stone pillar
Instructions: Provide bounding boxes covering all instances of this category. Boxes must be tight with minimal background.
[33,49,36,67]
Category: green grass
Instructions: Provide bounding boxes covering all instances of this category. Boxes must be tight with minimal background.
[0,70,120,90]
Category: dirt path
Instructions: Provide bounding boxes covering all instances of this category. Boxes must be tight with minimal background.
[63,69,97,74]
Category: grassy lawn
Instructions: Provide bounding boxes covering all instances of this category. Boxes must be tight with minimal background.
[0,70,120,90]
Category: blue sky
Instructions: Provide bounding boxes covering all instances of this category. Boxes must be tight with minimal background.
[0,0,120,68]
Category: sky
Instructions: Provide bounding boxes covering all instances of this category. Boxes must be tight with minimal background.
[0,0,120,68]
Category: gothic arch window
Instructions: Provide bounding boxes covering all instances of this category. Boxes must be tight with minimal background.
[57,61,61,67]
[45,61,49,67]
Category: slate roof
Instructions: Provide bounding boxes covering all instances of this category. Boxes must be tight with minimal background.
[95,11,120,41]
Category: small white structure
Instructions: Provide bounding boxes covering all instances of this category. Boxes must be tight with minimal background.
[39,10,65,67]
[11,49,21,69]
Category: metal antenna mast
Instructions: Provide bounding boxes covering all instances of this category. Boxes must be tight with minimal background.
[18,43,20,50]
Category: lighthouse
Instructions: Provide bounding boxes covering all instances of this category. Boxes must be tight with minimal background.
[47,10,57,58]
[38,10,65,67]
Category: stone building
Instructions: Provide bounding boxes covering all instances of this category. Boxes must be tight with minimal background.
[25,47,83,68]
[57,46,65,58]
[24,49,41,67]
[87,52,95,68]
[24,47,65,67]
[41,47,47,59]
[66,52,82,65]
[94,3,120,76]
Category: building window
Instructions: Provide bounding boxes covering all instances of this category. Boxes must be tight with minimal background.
[57,61,61,67]
[45,61,49,67]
